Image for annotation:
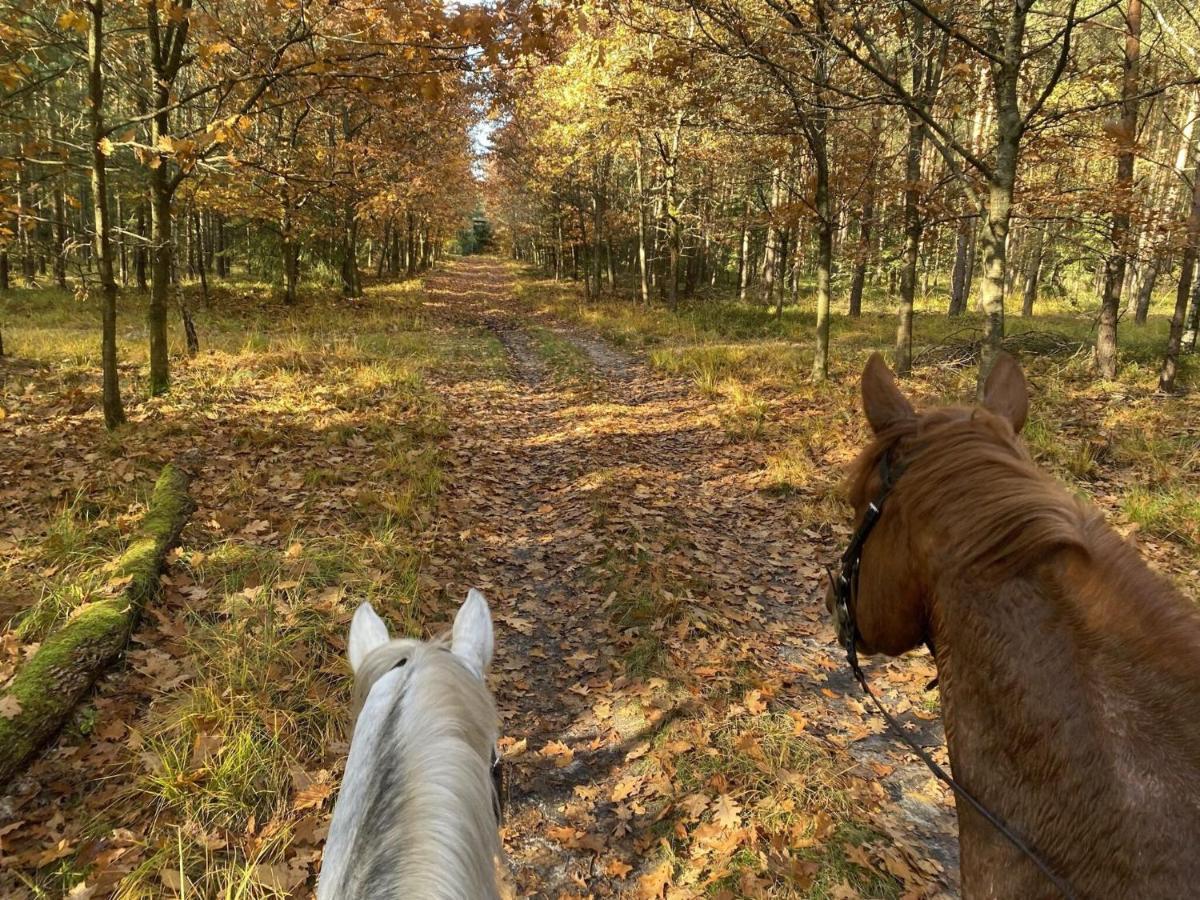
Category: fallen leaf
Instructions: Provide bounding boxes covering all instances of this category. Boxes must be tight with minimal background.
[637,860,673,898]
[712,794,741,831]
[0,695,22,719]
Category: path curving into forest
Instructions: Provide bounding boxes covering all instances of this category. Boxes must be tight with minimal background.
[420,257,959,898]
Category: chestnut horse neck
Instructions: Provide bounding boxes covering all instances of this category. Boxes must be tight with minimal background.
[852,406,1200,898]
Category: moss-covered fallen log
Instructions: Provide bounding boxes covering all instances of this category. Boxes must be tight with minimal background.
[0,464,194,785]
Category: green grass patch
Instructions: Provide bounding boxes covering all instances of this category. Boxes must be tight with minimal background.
[1123,487,1200,548]
[527,325,597,383]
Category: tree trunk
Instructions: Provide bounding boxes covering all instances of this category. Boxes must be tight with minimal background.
[1160,156,1200,390]
[1133,254,1159,324]
[88,0,125,428]
[184,204,196,278]
[761,168,781,308]
[1183,276,1200,351]
[977,153,1017,393]
[135,204,147,290]
[145,0,189,396]
[284,235,300,305]
[16,160,32,283]
[949,215,974,315]
[662,113,683,310]
[341,205,361,297]
[179,295,199,356]
[591,190,603,296]
[555,214,564,282]
[214,214,228,278]
[576,207,592,301]
[812,117,832,380]
[377,221,390,279]
[635,142,650,303]
[54,181,68,289]
[191,209,209,305]
[606,240,617,294]
[848,190,877,318]
[1096,0,1142,378]
[849,108,884,317]
[405,210,417,278]
[0,466,193,786]
[737,200,751,302]
[775,225,790,319]
[281,186,299,304]
[1021,225,1045,317]
[148,172,172,395]
[117,195,128,285]
[896,114,925,374]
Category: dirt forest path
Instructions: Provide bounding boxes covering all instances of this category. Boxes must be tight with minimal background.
[419,257,958,898]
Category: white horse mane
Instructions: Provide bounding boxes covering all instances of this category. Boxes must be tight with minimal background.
[317,590,501,900]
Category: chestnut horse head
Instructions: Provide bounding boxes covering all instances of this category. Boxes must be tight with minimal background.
[831,352,1200,899]
[829,350,1043,657]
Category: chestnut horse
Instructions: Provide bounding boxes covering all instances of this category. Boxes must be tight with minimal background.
[834,352,1200,898]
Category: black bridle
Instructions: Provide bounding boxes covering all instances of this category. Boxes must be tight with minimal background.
[827,454,1077,900]
[490,746,507,825]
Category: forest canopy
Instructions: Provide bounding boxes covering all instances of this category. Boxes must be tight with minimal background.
[0,0,558,419]
[486,0,1200,389]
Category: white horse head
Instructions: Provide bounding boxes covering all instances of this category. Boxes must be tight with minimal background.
[318,590,501,900]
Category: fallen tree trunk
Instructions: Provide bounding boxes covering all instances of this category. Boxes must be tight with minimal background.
[0,464,194,785]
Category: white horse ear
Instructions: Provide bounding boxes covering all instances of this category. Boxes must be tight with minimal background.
[348,602,390,674]
[452,589,494,678]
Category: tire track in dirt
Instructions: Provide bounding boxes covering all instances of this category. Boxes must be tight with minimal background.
[420,257,958,898]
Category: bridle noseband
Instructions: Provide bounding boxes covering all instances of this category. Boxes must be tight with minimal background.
[827,451,1076,900]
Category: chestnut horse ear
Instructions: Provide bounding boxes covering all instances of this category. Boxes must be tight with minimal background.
[982,351,1029,433]
[862,352,915,434]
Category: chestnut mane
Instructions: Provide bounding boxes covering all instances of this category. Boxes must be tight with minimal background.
[847,405,1091,577]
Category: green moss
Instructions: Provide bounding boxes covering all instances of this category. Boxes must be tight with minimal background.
[0,594,131,783]
[0,464,194,785]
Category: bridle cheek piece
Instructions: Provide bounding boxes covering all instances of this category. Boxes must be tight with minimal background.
[490,746,506,826]
[827,494,887,679]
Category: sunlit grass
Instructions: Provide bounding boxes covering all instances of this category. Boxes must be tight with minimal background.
[714,379,770,441]
[1123,488,1200,548]
[5,496,127,640]
[0,276,499,379]
[515,267,1193,390]
[12,570,106,642]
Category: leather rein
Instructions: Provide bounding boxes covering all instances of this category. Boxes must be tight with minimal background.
[827,453,1077,900]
